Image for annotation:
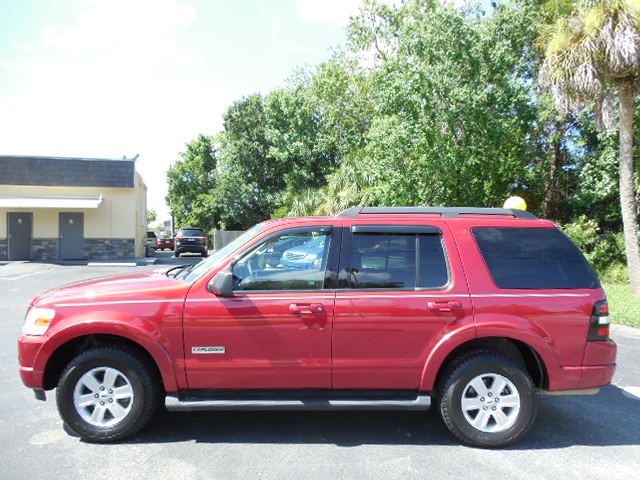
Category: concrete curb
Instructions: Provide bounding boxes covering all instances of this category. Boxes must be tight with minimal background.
[54,257,159,267]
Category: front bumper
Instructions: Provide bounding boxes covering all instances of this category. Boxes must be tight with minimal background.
[18,334,46,389]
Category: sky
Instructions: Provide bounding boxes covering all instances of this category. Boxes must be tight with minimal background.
[0,0,485,222]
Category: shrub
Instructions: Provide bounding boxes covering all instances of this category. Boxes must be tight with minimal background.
[560,215,626,276]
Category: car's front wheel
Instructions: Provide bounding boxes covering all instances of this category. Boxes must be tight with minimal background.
[56,347,160,443]
[438,351,536,448]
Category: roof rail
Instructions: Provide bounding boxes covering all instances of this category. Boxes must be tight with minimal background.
[336,206,537,219]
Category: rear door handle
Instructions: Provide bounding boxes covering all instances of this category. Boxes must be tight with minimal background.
[289,303,325,315]
[428,300,463,312]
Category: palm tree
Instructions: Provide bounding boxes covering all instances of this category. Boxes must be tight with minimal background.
[539,0,640,293]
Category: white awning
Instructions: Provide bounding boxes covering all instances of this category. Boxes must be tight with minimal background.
[0,195,103,209]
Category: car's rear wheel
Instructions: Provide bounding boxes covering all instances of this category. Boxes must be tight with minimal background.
[174,250,180,257]
[56,347,160,443]
[438,351,536,448]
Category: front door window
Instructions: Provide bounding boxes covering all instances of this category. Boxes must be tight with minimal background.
[232,227,332,291]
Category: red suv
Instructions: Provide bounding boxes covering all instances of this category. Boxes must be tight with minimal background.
[18,207,616,447]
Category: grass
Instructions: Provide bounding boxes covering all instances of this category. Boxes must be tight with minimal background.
[602,283,640,328]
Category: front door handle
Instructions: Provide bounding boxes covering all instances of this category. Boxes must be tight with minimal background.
[428,300,463,312]
[289,303,325,315]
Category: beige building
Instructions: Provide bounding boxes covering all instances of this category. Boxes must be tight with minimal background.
[0,155,147,261]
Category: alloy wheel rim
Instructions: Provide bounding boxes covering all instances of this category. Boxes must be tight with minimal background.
[460,373,521,433]
[73,367,134,427]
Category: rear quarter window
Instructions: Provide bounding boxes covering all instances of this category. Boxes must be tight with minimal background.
[472,227,600,289]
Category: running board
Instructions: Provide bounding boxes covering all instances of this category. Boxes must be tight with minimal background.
[165,391,431,412]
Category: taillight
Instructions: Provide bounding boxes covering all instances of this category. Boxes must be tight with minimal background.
[588,300,610,341]
[199,236,207,244]
[175,236,184,241]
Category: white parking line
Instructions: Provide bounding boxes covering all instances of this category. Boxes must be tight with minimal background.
[621,386,640,400]
[87,262,137,267]
[0,272,40,281]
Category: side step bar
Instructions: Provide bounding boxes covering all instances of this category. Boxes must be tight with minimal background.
[165,392,431,412]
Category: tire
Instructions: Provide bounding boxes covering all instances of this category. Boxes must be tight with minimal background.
[174,250,180,257]
[56,347,161,443]
[202,250,208,258]
[438,350,536,448]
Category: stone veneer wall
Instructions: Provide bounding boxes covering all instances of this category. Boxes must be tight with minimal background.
[0,238,135,261]
[85,238,135,260]
[32,238,59,261]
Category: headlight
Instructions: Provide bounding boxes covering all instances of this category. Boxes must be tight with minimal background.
[22,308,56,336]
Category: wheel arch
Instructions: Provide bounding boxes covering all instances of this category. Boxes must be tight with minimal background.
[41,331,176,392]
[422,336,549,392]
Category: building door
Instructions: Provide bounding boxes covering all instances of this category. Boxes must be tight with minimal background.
[7,212,32,260]
[59,213,84,259]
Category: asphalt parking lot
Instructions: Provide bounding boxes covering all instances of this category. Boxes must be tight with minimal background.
[1,259,639,480]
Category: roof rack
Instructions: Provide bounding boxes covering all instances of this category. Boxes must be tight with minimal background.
[337,206,537,219]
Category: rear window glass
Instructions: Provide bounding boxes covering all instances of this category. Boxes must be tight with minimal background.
[179,228,205,237]
[472,227,600,289]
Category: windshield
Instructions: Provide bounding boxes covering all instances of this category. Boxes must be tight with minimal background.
[179,224,265,282]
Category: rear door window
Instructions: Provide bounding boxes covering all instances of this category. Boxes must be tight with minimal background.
[418,234,449,289]
[472,227,600,289]
[350,233,416,289]
[347,231,449,290]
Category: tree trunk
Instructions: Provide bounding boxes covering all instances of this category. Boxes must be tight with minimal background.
[618,78,640,294]
[541,120,563,220]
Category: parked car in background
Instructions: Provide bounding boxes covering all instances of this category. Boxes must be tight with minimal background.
[156,233,174,251]
[145,231,157,249]
[280,234,328,269]
[175,227,208,257]
[262,235,309,267]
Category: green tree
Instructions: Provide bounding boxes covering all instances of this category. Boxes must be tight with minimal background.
[539,0,640,292]
[166,134,218,231]
[327,0,540,209]
[146,208,157,226]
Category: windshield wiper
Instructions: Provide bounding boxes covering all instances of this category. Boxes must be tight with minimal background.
[175,262,198,280]
[165,265,187,278]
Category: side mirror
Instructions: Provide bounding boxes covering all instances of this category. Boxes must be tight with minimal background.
[208,271,234,297]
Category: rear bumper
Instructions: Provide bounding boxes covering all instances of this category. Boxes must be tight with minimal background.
[579,364,616,389]
[548,340,616,391]
[579,339,616,388]
[176,245,207,253]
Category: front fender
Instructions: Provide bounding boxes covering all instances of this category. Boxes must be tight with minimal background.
[35,310,183,392]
